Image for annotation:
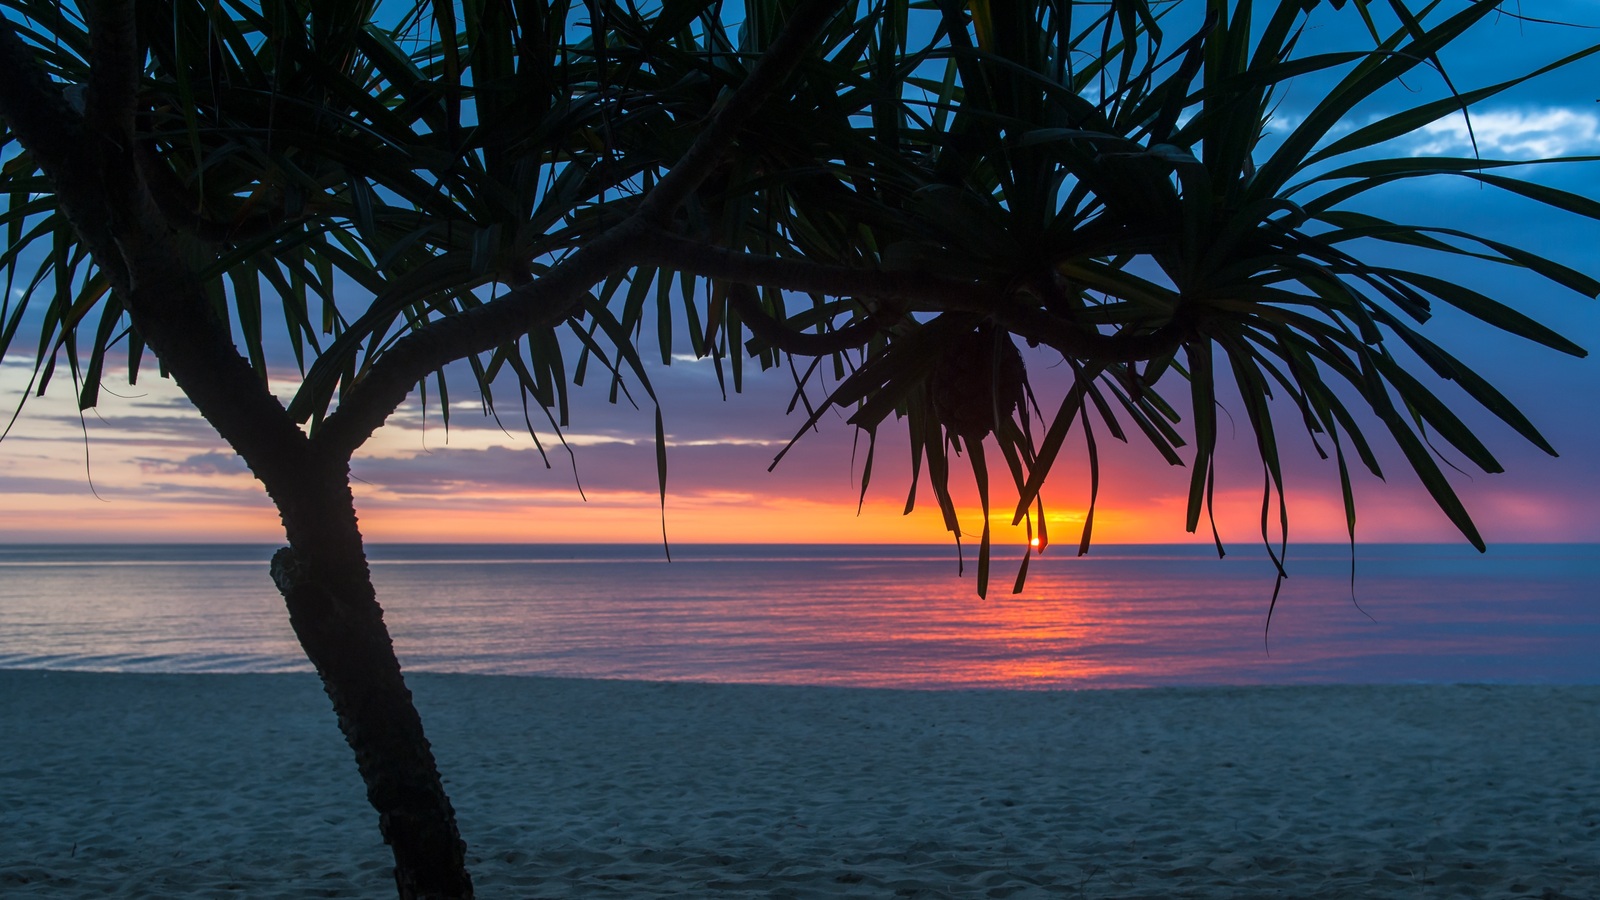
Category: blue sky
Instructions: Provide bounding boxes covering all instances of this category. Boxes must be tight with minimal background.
[1,0,1597,547]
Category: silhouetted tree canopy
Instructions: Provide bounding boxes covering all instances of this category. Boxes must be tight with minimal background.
[2,1,1593,895]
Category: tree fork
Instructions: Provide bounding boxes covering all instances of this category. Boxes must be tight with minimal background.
[0,12,476,893]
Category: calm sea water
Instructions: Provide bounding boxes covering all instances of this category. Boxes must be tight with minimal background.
[0,543,1594,689]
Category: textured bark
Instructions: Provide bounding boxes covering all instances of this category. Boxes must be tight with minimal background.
[115,215,477,897]
[1,4,854,895]
[0,16,475,895]
[271,510,472,900]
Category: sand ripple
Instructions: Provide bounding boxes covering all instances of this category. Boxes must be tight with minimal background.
[3,672,1597,898]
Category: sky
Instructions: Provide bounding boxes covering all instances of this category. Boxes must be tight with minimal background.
[1,1,1598,549]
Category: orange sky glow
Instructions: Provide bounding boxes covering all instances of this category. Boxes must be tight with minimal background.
[1,3,1598,560]
[2,353,1594,549]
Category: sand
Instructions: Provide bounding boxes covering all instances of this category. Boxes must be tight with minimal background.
[2,671,1597,898]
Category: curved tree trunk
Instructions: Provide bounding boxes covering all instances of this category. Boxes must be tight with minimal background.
[0,11,477,894]
[0,14,859,892]
[268,479,473,900]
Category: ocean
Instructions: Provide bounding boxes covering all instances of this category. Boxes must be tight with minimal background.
[0,543,1594,689]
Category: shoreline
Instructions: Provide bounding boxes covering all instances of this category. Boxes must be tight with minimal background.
[4,671,1598,897]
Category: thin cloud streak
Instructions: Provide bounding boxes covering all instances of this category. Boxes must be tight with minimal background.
[1409,107,1600,158]
[3,10,1599,547]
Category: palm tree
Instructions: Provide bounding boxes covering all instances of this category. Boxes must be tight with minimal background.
[0,0,1592,896]
[656,0,1599,595]
[0,2,859,893]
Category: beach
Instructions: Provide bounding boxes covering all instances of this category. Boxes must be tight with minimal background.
[3,671,1597,898]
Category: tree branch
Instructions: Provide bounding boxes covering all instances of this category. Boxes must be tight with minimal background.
[637,229,992,305]
[309,219,653,460]
[82,0,139,144]
[727,283,878,356]
[637,230,1196,364]
[2,6,325,517]
[0,16,136,294]
[633,0,846,224]
[0,17,90,186]
[310,0,849,461]
[78,192,322,515]
[134,137,302,242]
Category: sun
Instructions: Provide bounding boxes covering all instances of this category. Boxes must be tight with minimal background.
[1029,537,1042,549]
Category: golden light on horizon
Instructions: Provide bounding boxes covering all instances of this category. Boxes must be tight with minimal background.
[2,356,1581,546]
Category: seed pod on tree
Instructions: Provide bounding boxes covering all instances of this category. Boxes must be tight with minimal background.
[931,324,1027,444]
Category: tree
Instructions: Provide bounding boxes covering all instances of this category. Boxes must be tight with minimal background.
[1,0,1593,896]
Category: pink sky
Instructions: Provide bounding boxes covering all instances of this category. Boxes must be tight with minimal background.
[3,6,1600,550]
[2,347,1594,549]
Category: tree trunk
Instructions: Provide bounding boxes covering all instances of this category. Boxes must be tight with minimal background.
[270,532,473,899]
[0,18,474,893]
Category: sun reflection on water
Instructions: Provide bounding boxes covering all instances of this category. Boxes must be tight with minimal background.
[1,544,1595,687]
